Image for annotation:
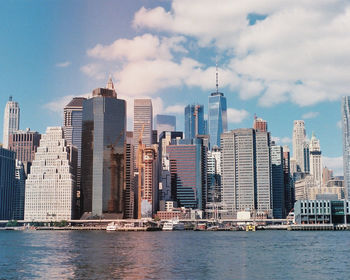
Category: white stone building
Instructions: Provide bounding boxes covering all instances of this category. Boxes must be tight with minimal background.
[309,132,322,187]
[2,96,20,149]
[24,127,76,221]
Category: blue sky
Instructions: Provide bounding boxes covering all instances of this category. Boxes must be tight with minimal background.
[1,0,349,174]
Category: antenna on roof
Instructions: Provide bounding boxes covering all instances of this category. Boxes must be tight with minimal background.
[216,57,219,94]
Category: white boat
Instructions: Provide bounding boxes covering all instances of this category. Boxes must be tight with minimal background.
[163,219,185,231]
[106,222,118,231]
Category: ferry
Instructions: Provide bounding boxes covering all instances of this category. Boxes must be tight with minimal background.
[163,219,185,231]
[106,222,118,231]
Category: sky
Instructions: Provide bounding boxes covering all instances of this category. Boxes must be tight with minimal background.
[1,0,349,175]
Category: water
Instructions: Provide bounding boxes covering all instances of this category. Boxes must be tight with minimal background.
[0,230,349,279]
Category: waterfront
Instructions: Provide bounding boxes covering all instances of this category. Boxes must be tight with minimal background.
[0,231,349,279]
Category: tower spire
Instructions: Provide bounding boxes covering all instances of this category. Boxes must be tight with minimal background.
[106,74,115,90]
[216,58,219,94]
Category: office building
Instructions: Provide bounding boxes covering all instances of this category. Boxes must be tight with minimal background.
[221,128,272,218]
[8,129,41,174]
[167,138,207,210]
[293,120,306,172]
[184,104,205,140]
[271,143,285,218]
[155,115,176,140]
[13,160,25,220]
[283,146,294,215]
[342,96,350,198]
[0,148,16,220]
[208,67,227,148]
[2,96,20,149]
[253,116,267,132]
[81,79,126,218]
[134,99,153,153]
[207,146,221,203]
[124,132,134,219]
[24,127,77,221]
[309,132,322,187]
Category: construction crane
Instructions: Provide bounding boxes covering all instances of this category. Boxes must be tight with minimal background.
[137,124,145,219]
[107,129,124,213]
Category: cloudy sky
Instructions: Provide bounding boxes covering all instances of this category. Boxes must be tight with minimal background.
[1,0,349,174]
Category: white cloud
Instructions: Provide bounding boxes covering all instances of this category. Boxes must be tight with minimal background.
[87,34,187,61]
[272,136,292,145]
[56,61,71,68]
[323,156,343,176]
[132,1,350,107]
[302,111,319,119]
[165,104,185,114]
[43,93,90,113]
[227,108,249,123]
[80,63,106,80]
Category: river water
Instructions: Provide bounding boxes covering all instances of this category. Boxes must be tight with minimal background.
[0,230,349,279]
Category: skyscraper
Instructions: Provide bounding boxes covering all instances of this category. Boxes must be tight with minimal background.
[13,160,25,220]
[292,120,307,172]
[134,99,153,152]
[342,96,350,198]
[2,96,20,149]
[221,128,272,218]
[184,104,205,140]
[271,143,285,219]
[63,97,86,214]
[208,66,227,148]
[167,138,207,210]
[81,79,126,218]
[309,132,322,187]
[155,114,176,140]
[124,132,134,219]
[0,148,16,220]
[8,129,41,175]
[24,127,77,221]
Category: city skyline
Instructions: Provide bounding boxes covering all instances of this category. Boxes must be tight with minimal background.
[0,1,348,175]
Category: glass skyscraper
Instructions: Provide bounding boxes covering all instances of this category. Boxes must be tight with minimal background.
[208,92,227,148]
[184,104,205,140]
[342,96,350,198]
[155,114,176,140]
[81,80,126,218]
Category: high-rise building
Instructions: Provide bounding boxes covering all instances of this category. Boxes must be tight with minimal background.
[167,138,207,210]
[271,143,285,218]
[0,148,16,220]
[283,146,294,215]
[8,129,41,174]
[342,96,350,198]
[309,132,322,187]
[207,146,221,203]
[292,120,306,172]
[184,104,205,140]
[24,127,77,221]
[81,79,126,218]
[208,64,227,148]
[13,160,25,220]
[141,146,158,217]
[2,96,20,149]
[253,116,267,132]
[221,128,272,218]
[322,167,333,187]
[134,99,153,152]
[155,115,176,140]
[124,132,134,219]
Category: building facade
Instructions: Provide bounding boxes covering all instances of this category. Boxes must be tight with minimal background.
[292,120,306,172]
[184,104,205,140]
[124,132,134,219]
[155,115,176,140]
[342,96,350,199]
[8,129,41,175]
[208,92,227,148]
[2,96,20,149]
[0,148,16,220]
[221,128,272,218]
[24,127,77,221]
[13,160,25,220]
[309,133,322,187]
[134,99,153,152]
[271,144,285,218]
[81,82,126,218]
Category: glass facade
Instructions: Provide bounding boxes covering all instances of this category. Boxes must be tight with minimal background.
[208,92,227,148]
[81,90,126,217]
[342,96,350,199]
[0,148,16,220]
[155,114,176,140]
[184,104,205,140]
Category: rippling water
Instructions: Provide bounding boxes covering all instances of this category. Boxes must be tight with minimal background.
[0,230,349,279]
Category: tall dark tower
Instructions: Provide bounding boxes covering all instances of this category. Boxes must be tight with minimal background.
[81,77,126,218]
